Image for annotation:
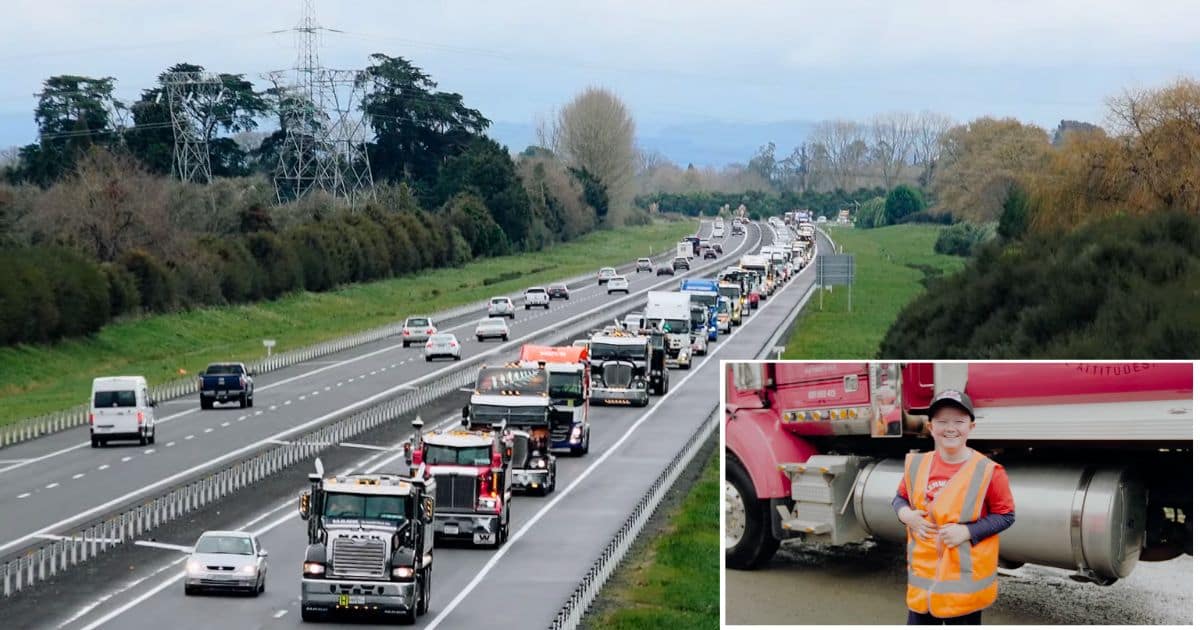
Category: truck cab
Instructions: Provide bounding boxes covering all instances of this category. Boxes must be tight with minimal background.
[466,365,557,495]
[416,423,511,548]
[680,278,721,342]
[298,456,435,624]
[645,291,693,369]
[519,345,592,456]
[587,331,653,406]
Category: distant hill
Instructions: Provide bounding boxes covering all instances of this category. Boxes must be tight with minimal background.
[487,118,819,168]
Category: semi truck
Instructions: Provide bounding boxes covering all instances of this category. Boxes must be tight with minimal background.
[645,291,693,369]
[724,362,1193,586]
[414,418,512,548]
[587,330,653,406]
[298,455,435,624]
[466,365,557,495]
[680,278,721,341]
[519,344,592,456]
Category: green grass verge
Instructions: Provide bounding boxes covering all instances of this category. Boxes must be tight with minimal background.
[587,448,719,630]
[0,221,696,426]
[783,224,964,359]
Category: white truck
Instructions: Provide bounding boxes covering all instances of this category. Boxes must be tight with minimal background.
[676,241,693,260]
[644,291,693,369]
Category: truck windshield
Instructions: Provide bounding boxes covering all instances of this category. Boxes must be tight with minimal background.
[549,373,584,399]
[322,493,409,522]
[590,343,646,361]
[205,364,243,375]
[471,404,547,424]
[686,293,718,308]
[719,286,740,300]
[425,445,491,466]
[660,319,689,334]
[690,309,707,327]
[94,390,136,408]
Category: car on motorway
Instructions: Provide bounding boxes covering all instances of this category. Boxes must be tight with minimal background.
[184,530,267,596]
[597,267,618,285]
[817,215,828,223]
[198,362,254,410]
[636,257,653,272]
[524,287,551,310]
[713,243,724,254]
[656,263,675,276]
[401,316,437,347]
[487,296,516,319]
[547,283,571,300]
[476,317,510,341]
[607,275,630,295]
[701,247,718,260]
[672,256,691,272]
[90,376,156,448]
[424,333,462,361]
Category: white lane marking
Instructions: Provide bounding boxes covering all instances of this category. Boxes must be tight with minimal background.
[73,473,85,480]
[220,422,230,428]
[166,442,175,447]
[269,405,278,411]
[370,371,377,376]
[254,410,263,416]
[336,382,343,387]
[299,396,306,401]
[238,415,247,421]
[98,464,109,470]
[143,449,155,455]
[273,610,288,619]
[120,457,132,463]
[0,459,29,464]
[184,435,194,440]
[283,400,292,406]
[133,540,193,553]
[203,428,213,434]
[338,442,394,452]
[323,386,330,391]
[72,414,463,630]
[45,482,59,489]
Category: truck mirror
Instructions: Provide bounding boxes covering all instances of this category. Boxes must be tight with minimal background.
[461,405,469,420]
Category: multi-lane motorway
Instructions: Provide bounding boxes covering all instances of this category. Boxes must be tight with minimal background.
[2,219,830,629]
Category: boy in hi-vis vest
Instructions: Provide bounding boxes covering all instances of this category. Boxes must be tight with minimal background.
[893,390,1016,625]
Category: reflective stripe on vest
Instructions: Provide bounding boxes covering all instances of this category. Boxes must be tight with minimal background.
[904,450,999,617]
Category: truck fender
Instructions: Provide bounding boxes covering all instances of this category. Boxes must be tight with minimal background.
[304,542,326,563]
[725,408,818,500]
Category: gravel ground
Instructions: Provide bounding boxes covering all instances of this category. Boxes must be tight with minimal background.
[726,540,1192,625]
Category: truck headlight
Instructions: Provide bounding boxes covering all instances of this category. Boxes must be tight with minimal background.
[532,458,547,469]
[570,426,582,440]
[302,561,325,577]
[392,566,415,581]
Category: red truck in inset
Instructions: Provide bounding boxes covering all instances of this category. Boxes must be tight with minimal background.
[724,362,1192,585]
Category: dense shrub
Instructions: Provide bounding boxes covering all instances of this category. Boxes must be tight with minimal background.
[885,185,925,224]
[934,222,997,256]
[119,249,176,312]
[880,211,1200,358]
[0,247,109,343]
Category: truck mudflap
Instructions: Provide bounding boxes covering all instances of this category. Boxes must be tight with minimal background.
[725,408,819,500]
[590,387,650,406]
[301,578,416,618]
[435,512,500,546]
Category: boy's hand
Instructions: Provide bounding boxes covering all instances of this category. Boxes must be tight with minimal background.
[938,523,971,547]
[899,507,933,540]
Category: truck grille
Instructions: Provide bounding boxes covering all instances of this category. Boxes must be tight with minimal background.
[435,474,477,511]
[550,412,572,443]
[329,536,386,578]
[603,363,633,387]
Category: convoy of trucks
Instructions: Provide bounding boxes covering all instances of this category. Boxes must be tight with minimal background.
[724,362,1193,587]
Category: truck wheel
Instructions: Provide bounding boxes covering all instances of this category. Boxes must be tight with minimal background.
[419,567,432,615]
[525,304,530,310]
[200,399,212,410]
[581,430,590,455]
[726,456,780,570]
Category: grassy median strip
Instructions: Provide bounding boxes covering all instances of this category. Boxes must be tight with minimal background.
[586,448,719,630]
[0,221,695,426]
[784,224,964,359]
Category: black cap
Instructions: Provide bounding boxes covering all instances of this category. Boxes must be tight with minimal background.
[922,389,975,422]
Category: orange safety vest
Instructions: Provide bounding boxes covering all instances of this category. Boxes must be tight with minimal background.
[903,449,999,618]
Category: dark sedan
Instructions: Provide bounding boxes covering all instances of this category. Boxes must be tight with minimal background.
[547,283,570,300]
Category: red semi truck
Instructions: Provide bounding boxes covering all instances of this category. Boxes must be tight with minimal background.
[724,362,1193,585]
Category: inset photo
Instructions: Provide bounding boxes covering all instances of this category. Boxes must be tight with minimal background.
[722,361,1194,626]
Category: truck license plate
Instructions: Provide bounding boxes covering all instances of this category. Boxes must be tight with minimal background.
[473,533,495,545]
[338,594,365,606]
[443,524,459,535]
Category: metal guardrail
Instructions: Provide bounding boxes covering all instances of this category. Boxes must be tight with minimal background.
[0,232,697,450]
[0,229,753,598]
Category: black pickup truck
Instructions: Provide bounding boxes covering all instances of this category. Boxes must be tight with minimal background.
[198,362,255,409]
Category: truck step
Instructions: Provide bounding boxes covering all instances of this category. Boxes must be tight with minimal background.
[780,519,832,535]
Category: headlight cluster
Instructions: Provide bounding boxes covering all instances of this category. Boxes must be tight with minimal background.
[239,564,258,576]
[477,496,499,511]
[186,559,204,575]
[392,566,415,580]
[302,561,325,577]
[532,458,548,469]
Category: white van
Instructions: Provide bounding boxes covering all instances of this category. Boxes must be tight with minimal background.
[90,376,156,447]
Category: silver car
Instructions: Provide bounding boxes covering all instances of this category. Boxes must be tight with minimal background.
[401,317,437,347]
[606,275,630,295]
[487,296,516,319]
[184,530,267,596]
[424,333,462,361]
[475,317,510,342]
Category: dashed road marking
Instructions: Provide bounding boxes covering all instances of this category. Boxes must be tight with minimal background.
[73,473,85,479]
[166,442,176,447]
[273,610,288,619]
[185,435,194,441]
[221,422,230,428]
[120,457,132,463]
[45,482,59,489]
[283,400,292,406]
[203,428,213,434]
[98,464,109,470]
[17,492,30,499]
[143,449,155,454]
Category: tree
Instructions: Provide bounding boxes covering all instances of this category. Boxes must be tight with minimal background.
[13,75,126,186]
[1105,78,1200,214]
[360,54,490,187]
[933,117,1050,222]
[432,137,532,247]
[911,110,954,189]
[997,185,1030,240]
[1051,120,1102,147]
[747,142,777,183]
[871,112,915,188]
[885,184,924,224]
[810,120,868,191]
[549,87,637,223]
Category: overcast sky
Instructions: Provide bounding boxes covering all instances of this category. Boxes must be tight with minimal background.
[2,0,1198,153]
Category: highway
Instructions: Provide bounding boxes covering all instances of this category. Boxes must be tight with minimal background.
[4,219,824,629]
[0,220,753,562]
